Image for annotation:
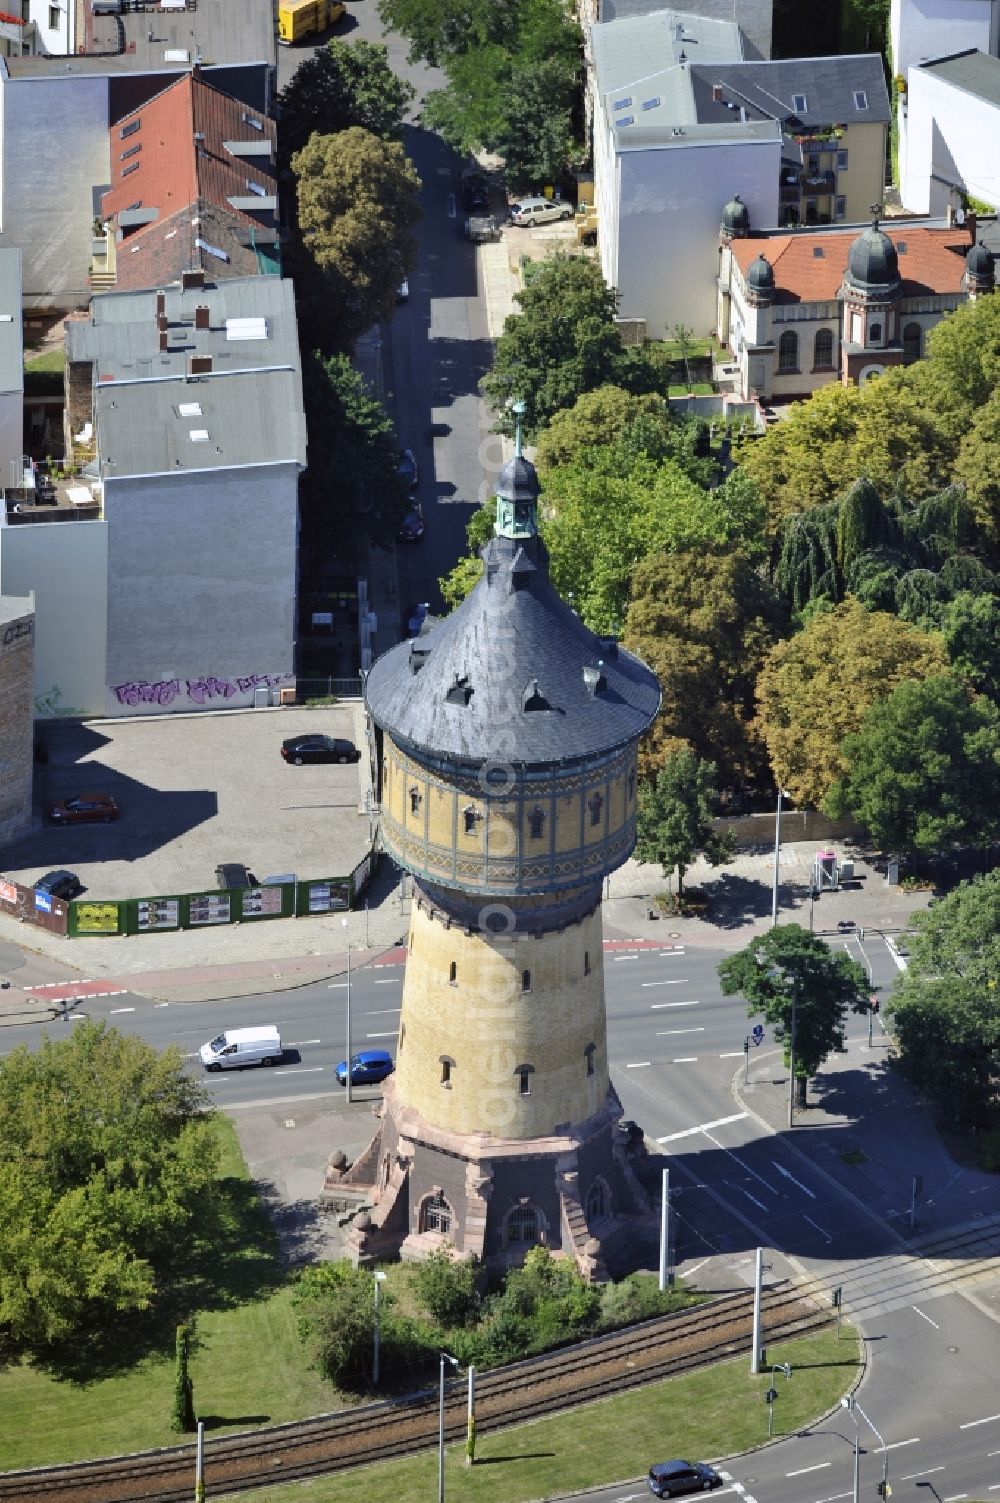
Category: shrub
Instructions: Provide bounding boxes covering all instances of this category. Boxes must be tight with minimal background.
[412,1247,479,1328]
[294,1261,382,1387]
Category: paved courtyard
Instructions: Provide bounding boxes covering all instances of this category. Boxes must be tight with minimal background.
[1,704,372,901]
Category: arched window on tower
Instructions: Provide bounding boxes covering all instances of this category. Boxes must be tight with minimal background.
[515,1063,534,1096]
[589,792,604,827]
[586,1179,610,1221]
[813,328,834,369]
[421,1191,453,1235]
[463,806,478,835]
[584,1041,597,1076]
[778,330,798,373]
[506,1204,541,1246]
[869,321,882,343]
[528,807,545,839]
[409,786,422,814]
[903,322,922,363]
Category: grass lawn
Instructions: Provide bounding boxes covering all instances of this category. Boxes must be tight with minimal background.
[233,1326,859,1503]
[23,347,65,372]
[0,1119,336,1471]
[668,383,715,396]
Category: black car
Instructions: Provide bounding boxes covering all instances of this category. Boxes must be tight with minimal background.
[215,863,258,890]
[281,735,361,765]
[34,869,82,900]
[648,1462,723,1498]
[398,506,425,542]
[461,169,490,211]
[397,447,418,492]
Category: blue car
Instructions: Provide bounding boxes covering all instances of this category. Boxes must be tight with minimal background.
[335,1049,394,1086]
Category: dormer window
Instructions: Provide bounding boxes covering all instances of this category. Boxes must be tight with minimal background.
[854,90,868,110]
[522,678,550,712]
[792,93,807,114]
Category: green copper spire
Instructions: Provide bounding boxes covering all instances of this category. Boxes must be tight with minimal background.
[495,399,540,540]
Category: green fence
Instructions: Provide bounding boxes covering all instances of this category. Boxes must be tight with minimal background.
[67,853,375,938]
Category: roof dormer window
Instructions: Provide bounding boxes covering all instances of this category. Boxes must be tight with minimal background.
[792,93,807,113]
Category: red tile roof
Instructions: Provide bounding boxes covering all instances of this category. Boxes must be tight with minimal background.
[101,71,276,287]
[731,226,970,303]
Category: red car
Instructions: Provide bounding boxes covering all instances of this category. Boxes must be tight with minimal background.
[48,792,119,825]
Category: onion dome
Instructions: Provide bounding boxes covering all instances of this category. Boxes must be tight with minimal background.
[746,254,774,291]
[846,221,900,291]
[966,240,995,285]
[721,194,750,237]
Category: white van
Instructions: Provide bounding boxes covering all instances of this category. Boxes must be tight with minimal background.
[200,1025,282,1071]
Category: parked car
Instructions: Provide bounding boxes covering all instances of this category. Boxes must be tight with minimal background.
[48,792,119,825]
[397,448,418,491]
[215,862,258,890]
[406,602,431,637]
[647,1462,723,1498]
[281,734,361,765]
[464,214,501,243]
[33,869,83,900]
[509,196,574,227]
[461,169,490,211]
[396,278,410,301]
[398,505,425,542]
[334,1049,394,1086]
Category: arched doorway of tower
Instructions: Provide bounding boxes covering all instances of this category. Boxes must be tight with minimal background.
[419,1189,454,1235]
[505,1202,545,1248]
[585,1177,610,1223]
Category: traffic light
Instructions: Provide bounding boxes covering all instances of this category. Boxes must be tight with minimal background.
[877,1481,892,1497]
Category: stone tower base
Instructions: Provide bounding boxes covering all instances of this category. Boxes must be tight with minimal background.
[323,1080,656,1280]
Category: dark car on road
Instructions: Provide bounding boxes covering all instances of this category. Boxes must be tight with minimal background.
[48,792,119,825]
[215,863,258,890]
[648,1462,723,1498]
[335,1049,394,1086]
[397,447,418,493]
[281,735,360,765]
[398,505,425,542]
[34,869,83,900]
[461,169,490,211]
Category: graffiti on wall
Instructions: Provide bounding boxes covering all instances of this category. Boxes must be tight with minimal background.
[35,685,90,719]
[111,673,293,710]
[2,618,33,651]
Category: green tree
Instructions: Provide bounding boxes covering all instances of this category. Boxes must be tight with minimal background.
[534,386,664,469]
[170,1323,197,1433]
[277,38,414,163]
[888,873,1000,1129]
[954,386,1000,548]
[755,596,948,807]
[825,672,1000,857]
[623,547,778,786]
[940,590,1000,699]
[438,502,494,607]
[299,351,407,562]
[0,1021,217,1350]
[481,255,631,436]
[292,127,422,351]
[377,0,511,67]
[736,383,862,530]
[294,1261,386,1386]
[491,55,580,188]
[635,749,735,896]
[718,925,870,1106]
[922,285,1000,414]
[413,1248,479,1327]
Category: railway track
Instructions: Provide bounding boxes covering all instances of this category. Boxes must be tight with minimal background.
[0,1286,827,1503]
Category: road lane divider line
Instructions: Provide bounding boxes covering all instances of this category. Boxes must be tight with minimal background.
[625,1061,651,1069]
[912,1306,940,1329]
[787,1463,831,1477]
[366,1008,401,1016]
[286,1039,321,1047]
[657,1112,747,1143]
[672,1056,699,1063]
[719,1051,744,1058]
[884,1439,920,1451]
[109,1007,135,1014]
[960,1414,1000,1429]
[642,979,688,987]
[366,1031,398,1039]
[900,1469,946,1481]
[775,1161,818,1199]
[273,1067,325,1075]
[803,1214,832,1243]
[656,1027,705,1035]
[651,1000,700,1008]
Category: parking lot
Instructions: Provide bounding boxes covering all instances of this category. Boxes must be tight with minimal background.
[1,705,372,902]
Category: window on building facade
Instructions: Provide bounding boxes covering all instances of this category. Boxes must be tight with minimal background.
[449,961,457,985]
[778,330,799,372]
[835,196,846,220]
[586,1179,609,1220]
[421,1192,453,1234]
[529,807,545,839]
[870,321,882,343]
[903,322,922,362]
[521,969,531,993]
[440,1056,453,1086]
[837,149,848,171]
[585,1042,596,1076]
[409,787,421,814]
[463,806,477,835]
[48,4,60,27]
[814,328,834,368]
[516,1065,533,1096]
[584,950,591,976]
[507,1205,541,1245]
[589,792,604,827]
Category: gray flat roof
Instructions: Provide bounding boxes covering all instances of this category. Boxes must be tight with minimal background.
[0,595,34,626]
[5,0,273,77]
[616,115,780,145]
[592,7,745,99]
[919,48,1000,107]
[0,249,22,395]
[67,276,306,478]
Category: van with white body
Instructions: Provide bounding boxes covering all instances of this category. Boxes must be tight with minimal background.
[200,1026,282,1071]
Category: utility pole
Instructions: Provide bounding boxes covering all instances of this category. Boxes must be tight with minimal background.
[787,974,798,1129]
[751,1247,764,1374]
[659,1167,671,1290]
[771,789,785,928]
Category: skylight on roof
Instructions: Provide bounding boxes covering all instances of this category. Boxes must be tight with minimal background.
[121,161,140,178]
[854,90,868,109]
[618,115,635,127]
[897,240,907,253]
[242,113,263,131]
[641,96,660,110]
[792,93,807,113]
[813,246,824,257]
[194,236,230,263]
[120,143,140,162]
[189,429,210,442]
[613,96,633,111]
[225,317,268,341]
[179,402,202,417]
[245,179,267,196]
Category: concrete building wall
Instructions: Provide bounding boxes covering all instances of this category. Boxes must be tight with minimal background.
[890,0,993,81]
[839,122,889,221]
[902,67,1000,211]
[27,0,74,56]
[615,136,780,338]
[102,463,298,715]
[0,74,110,308]
[0,518,108,717]
[395,900,608,1140]
[0,596,34,846]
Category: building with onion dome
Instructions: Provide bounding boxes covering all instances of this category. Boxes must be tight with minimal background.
[717,209,994,401]
[329,429,660,1278]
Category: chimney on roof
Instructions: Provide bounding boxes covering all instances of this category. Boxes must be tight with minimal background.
[159,329,168,352]
[194,304,210,330]
[673,20,683,38]
[188,354,212,377]
[713,83,723,102]
[157,312,168,334]
[181,268,205,291]
[155,290,165,318]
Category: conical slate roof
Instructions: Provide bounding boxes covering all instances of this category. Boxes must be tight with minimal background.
[366,535,660,766]
[846,224,900,290]
[497,454,541,502]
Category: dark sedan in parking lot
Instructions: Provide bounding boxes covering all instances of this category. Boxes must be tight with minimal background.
[48,792,119,825]
[281,735,360,765]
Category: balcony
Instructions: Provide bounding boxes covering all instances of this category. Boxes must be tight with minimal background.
[801,170,836,194]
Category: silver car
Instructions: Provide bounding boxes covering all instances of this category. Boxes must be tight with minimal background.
[509,196,574,227]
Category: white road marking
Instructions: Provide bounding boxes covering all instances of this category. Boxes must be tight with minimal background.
[642,979,688,987]
[366,1031,397,1039]
[961,1414,1000,1429]
[900,1468,946,1481]
[732,1183,769,1211]
[986,1485,1000,1491]
[987,1451,1000,1457]
[912,1306,940,1329]
[651,1000,699,1009]
[155,1002,170,1008]
[366,1008,401,1016]
[943,1493,968,1500]
[626,1061,651,1069]
[884,1439,920,1452]
[774,1161,818,1198]
[673,1056,699,1063]
[787,1462,831,1477]
[679,1256,711,1278]
[656,1027,705,1036]
[286,1039,321,1047]
[613,954,639,961]
[704,1132,775,1194]
[446,192,456,218]
[275,1067,325,1075]
[803,1214,832,1242]
[719,1051,744,1058]
[812,1492,853,1503]
[374,979,399,985]
[109,1006,135,1014]
[328,982,348,988]
[657,1112,747,1143]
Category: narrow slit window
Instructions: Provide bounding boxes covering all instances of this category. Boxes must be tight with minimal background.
[449,961,457,986]
[522,969,531,993]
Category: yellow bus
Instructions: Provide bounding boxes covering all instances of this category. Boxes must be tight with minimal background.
[278,0,345,45]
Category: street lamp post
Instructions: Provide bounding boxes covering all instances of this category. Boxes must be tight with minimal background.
[842,1395,890,1501]
[787,972,798,1129]
[841,1397,861,1503]
[342,916,352,1105]
[372,1270,386,1385]
[771,788,788,928]
[439,1351,460,1503]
